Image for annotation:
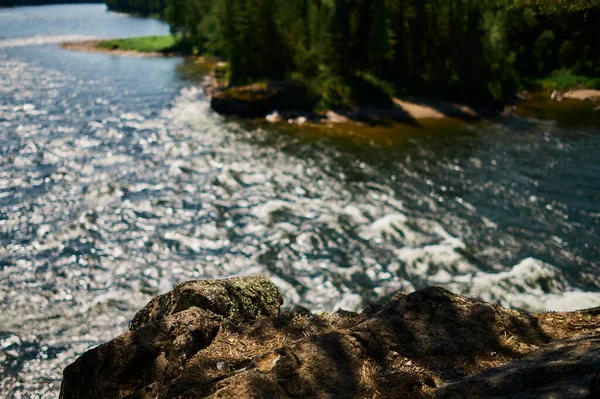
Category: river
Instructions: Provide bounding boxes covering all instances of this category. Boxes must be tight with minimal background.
[0,4,599,398]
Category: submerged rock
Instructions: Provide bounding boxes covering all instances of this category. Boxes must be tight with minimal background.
[60,277,600,399]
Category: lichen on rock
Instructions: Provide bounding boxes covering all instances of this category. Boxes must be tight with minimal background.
[129,275,282,331]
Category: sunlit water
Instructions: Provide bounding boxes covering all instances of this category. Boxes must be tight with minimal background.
[0,4,599,398]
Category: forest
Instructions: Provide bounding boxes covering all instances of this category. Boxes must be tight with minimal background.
[107,0,600,107]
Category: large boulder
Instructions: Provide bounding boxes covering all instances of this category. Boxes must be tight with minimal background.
[60,278,600,399]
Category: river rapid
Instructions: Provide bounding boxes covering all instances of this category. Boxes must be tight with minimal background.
[0,4,599,398]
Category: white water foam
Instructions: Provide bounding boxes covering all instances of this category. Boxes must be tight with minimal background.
[447,257,600,313]
[364,212,600,313]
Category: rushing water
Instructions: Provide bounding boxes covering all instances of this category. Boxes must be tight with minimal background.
[0,4,599,398]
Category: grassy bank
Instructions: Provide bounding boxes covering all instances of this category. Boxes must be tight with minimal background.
[96,35,182,54]
[534,70,600,91]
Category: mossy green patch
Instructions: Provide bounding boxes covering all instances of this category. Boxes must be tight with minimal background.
[129,275,282,330]
[96,35,179,54]
[219,82,272,102]
[535,70,600,91]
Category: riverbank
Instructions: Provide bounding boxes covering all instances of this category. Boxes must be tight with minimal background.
[513,88,600,127]
[61,36,600,126]
[61,38,484,124]
[535,70,600,92]
[61,35,181,57]
[59,276,600,399]
[209,80,483,124]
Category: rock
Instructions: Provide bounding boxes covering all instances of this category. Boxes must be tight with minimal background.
[129,275,282,330]
[551,90,564,102]
[265,111,282,123]
[210,81,314,118]
[326,110,352,123]
[564,89,600,102]
[517,90,530,100]
[60,308,222,399]
[60,280,600,399]
[436,336,600,399]
[296,116,308,125]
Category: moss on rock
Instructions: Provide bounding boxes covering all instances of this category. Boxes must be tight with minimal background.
[129,275,282,331]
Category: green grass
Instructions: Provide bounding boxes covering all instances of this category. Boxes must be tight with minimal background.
[96,35,179,54]
[535,70,600,91]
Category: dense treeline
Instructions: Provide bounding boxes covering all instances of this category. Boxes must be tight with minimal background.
[105,0,600,106]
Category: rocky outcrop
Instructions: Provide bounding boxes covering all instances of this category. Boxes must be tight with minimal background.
[60,308,222,399]
[209,80,482,123]
[60,276,600,399]
[210,81,315,118]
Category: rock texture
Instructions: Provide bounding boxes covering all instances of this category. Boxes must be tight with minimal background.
[436,335,600,399]
[60,276,600,399]
[129,276,282,330]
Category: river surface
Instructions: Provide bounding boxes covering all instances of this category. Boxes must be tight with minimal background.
[0,4,599,398]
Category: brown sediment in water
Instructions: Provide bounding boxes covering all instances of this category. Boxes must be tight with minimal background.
[59,276,600,399]
[514,90,600,127]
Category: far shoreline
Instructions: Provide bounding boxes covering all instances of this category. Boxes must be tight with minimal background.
[60,38,600,127]
[61,39,485,125]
